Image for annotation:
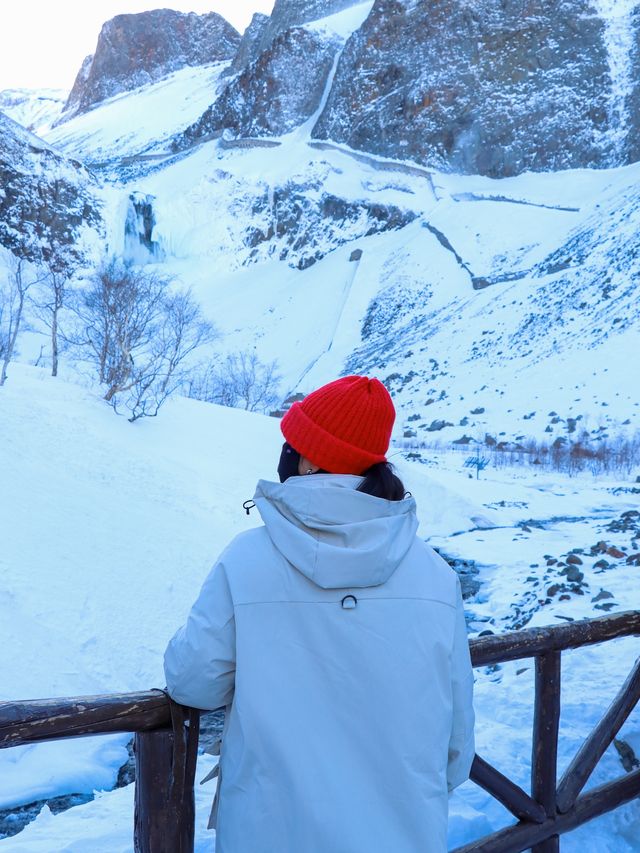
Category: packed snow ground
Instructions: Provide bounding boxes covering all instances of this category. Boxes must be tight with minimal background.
[1,366,639,850]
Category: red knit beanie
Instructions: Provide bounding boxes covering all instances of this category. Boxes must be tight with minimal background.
[280,375,395,475]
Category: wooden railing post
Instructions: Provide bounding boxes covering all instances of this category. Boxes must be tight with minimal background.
[531,651,561,853]
[134,702,200,853]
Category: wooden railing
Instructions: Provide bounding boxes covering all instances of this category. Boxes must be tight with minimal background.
[1,611,639,852]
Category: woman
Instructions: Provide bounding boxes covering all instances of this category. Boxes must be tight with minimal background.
[164,375,475,853]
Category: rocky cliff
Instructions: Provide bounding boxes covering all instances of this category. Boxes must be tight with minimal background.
[312,0,634,176]
[175,2,373,149]
[178,27,340,145]
[238,0,364,70]
[62,10,240,119]
[0,113,101,269]
[171,0,640,177]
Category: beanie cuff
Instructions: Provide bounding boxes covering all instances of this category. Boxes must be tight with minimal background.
[282,402,387,474]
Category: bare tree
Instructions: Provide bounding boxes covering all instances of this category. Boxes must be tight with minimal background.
[73,258,216,420]
[190,351,282,413]
[0,255,39,386]
[30,261,73,377]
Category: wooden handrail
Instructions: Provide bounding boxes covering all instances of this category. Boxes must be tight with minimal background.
[469,609,640,666]
[0,690,170,748]
[0,610,639,852]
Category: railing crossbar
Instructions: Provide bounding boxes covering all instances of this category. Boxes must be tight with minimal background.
[450,767,640,853]
[556,654,640,813]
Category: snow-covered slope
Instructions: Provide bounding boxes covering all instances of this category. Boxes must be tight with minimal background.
[2,366,639,850]
[0,365,494,827]
[0,89,66,135]
[87,121,640,443]
[46,63,230,166]
[0,113,102,267]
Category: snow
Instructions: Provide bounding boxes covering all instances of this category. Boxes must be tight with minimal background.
[0,88,67,136]
[305,1,375,41]
[46,63,229,164]
[3,25,640,848]
[84,115,639,442]
[1,365,639,849]
[592,0,639,158]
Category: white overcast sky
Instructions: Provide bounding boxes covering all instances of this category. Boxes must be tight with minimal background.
[0,1,275,91]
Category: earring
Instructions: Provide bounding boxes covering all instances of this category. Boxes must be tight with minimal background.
[306,468,314,474]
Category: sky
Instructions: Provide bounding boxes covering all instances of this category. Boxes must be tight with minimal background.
[0,1,275,91]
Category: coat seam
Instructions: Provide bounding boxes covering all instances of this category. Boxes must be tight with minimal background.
[233,597,457,608]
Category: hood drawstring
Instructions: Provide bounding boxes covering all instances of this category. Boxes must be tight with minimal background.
[243,500,256,516]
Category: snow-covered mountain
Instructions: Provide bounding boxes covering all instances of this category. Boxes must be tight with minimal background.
[0,88,66,136]
[60,9,240,122]
[0,0,638,441]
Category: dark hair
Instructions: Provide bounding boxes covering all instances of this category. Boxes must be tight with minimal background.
[356,461,406,501]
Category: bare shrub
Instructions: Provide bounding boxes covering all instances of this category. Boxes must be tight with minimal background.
[189,351,282,414]
[399,430,640,479]
[72,258,216,420]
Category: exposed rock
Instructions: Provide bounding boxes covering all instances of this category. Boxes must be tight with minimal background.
[312,0,633,177]
[62,10,240,118]
[591,589,614,603]
[560,564,584,583]
[0,793,93,840]
[606,546,626,559]
[426,419,453,432]
[243,179,416,269]
[64,54,94,117]
[225,13,271,76]
[242,0,364,70]
[177,27,339,147]
[614,737,640,773]
[435,551,481,599]
[0,112,102,269]
[452,435,473,445]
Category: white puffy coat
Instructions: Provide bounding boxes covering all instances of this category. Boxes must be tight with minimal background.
[164,474,475,853]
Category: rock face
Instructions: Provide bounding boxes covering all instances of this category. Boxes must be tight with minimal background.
[224,13,271,77]
[312,0,634,176]
[63,54,94,117]
[62,10,240,118]
[242,0,362,68]
[178,27,340,146]
[245,179,416,268]
[0,113,101,269]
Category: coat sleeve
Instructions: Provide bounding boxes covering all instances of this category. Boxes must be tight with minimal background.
[164,553,236,711]
[447,578,475,792]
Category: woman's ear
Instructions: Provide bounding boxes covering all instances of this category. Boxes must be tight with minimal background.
[298,455,320,475]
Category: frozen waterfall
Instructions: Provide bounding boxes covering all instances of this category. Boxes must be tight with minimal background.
[593,0,639,160]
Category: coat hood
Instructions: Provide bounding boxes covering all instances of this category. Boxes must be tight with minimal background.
[253,474,419,589]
